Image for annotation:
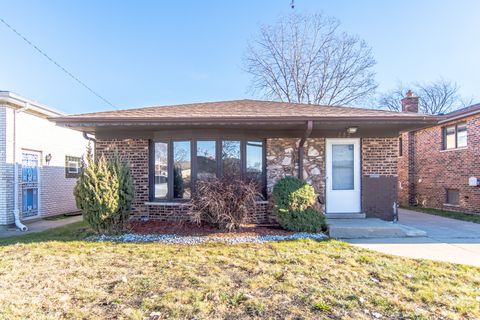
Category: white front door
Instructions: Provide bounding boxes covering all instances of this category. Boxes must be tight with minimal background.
[326,138,361,214]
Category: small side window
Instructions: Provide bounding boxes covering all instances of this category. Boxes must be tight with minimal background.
[446,189,459,206]
[456,123,467,148]
[398,137,403,156]
[442,122,467,150]
[443,125,456,150]
[65,156,81,178]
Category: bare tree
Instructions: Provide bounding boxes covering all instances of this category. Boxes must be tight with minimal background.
[379,79,468,115]
[244,13,377,106]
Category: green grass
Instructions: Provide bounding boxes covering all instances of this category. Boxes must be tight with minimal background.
[0,222,479,319]
[407,206,480,224]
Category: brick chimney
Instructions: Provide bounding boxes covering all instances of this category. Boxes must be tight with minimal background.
[401,90,419,113]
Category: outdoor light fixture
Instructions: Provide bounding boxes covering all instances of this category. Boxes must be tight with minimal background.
[45,153,52,164]
[346,126,358,134]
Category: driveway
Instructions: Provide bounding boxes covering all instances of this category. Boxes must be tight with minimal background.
[347,208,480,267]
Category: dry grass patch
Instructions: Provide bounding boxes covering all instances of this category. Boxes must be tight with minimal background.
[0,222,479,319]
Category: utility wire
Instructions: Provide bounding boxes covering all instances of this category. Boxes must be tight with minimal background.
[0,17,117,110]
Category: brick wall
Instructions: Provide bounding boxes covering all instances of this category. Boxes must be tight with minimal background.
[96,138,273,224]
[95,139,150,217]
[399,114,480,214]
[361,138,398,220]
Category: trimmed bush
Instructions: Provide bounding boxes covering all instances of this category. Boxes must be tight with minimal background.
[74,146,134,234]
[272,176,316,213]
[277,208,327,233]
[272,176,325,232]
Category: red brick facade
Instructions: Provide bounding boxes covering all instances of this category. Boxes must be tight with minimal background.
[95,139,274,224]
[95,137,400,223]
[361,138,398,219]
[398,114,480,214]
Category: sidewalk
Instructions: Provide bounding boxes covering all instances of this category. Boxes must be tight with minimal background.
[346,209,480,267]
[0,215,83,238]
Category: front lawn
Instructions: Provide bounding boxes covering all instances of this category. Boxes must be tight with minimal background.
[407,206,480,224]
[0,222,479,319]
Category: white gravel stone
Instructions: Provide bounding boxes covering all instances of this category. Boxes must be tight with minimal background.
[89,232,328,245]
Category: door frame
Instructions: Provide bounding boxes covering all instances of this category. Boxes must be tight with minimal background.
[325,138,361,214]
[20,149,41,219]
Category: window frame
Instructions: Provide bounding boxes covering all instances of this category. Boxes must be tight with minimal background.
[65,155,82,178]
[398,137,403,157]
[149,138,266,202]
[442,122,467,150]
[445,189,460,206]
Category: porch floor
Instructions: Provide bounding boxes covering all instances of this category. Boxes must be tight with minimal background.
[327,218,427,239]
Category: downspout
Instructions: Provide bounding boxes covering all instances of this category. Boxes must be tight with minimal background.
[13,103,29,231]
[298,120,313,180]
[83,132,96,143]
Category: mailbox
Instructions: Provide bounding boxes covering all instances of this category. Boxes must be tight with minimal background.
[468,177,479,187]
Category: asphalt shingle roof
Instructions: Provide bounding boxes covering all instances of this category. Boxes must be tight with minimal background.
[56,99,434,122]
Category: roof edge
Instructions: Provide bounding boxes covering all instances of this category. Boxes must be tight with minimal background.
[0,91,66,117]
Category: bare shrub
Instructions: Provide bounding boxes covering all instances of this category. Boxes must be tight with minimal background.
[189,173,260,231]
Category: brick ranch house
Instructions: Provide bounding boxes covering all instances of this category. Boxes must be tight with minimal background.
[0,92,88,229]
[51,100,438,223]
[399,94,480,215]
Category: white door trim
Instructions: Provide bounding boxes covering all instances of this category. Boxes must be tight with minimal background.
[325,138,361,214]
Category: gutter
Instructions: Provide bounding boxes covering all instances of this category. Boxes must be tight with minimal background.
[50,115,440,124]
[438,109,480,124]
[13,103,29,231]
[298,120,313,180]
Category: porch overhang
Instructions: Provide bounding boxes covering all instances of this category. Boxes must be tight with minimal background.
[51,117,439,139]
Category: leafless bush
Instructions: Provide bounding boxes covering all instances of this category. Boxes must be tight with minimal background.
[189,174,260,231]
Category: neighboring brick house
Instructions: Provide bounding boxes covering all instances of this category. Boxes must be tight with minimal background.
[52,99,438,223]
[398,94,480,215]
[0,92,88,229]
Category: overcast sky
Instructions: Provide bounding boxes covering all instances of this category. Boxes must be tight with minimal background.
[0,0,478,113]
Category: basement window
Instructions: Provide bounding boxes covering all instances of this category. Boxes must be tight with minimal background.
[446,189,460,206]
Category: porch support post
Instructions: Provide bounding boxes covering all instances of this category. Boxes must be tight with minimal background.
[298,120,313,180]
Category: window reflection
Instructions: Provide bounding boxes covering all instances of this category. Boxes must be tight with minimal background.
[197,140,216,180]
[154,142,168,198]
[173,141,191,199]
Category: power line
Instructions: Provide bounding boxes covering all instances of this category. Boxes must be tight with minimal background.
[0,17,117,110]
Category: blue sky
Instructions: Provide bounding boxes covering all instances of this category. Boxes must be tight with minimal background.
[0,0,478,114]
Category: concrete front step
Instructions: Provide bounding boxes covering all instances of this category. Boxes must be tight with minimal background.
[327,218,427,239]
[325,213,366,219]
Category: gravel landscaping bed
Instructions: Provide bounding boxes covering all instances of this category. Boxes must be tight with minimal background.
[90,232,328,244]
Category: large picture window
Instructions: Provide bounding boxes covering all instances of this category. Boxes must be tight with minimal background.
[150,139,266,201]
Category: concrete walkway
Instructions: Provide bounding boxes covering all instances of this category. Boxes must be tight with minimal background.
[0,215,83,238]
[347,209,480,267]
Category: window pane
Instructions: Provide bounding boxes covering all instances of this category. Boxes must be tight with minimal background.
[447,189,459,205]
[445,126,456,149]
[173,141,191,199]
[457,124,467,148]
[154,142,168,198]
[246,141,264,195]
[332,144,354,190]
[197,140,216,180]
[222,140,241,177]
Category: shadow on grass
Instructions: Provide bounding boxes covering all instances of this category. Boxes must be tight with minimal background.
[0,221,94,246]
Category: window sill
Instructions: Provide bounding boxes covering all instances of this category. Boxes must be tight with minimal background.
[440,147,467,152]
[145,200,269,206]
[443,203,460,208]
[145,201,190,206]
